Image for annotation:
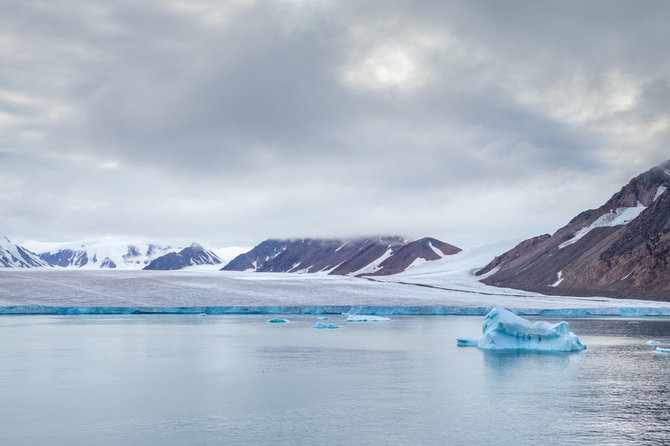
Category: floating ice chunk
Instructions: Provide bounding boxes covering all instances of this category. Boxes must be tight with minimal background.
[656,347,670,354]
[646,340,661,345]
[346,315,391,322]
[456,337,478,347]
[313,322,342,329]
[458,307,586,351]
[267,318,289,323]
[318,316,329,320]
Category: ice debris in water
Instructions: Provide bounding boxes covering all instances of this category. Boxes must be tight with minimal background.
[314,322,342,329]
[346,315,391,322]
[457,307,586,352]
[646,340,661,345]
[318,316,329,320]
[267,318,289,323]
[657,347,670,354]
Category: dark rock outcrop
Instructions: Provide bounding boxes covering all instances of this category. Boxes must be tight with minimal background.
[222,236,461,276]
[478,159,670,301]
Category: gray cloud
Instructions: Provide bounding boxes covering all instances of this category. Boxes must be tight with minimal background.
[2,0,670,246]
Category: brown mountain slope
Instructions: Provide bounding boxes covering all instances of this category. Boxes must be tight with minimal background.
[477,159,670,301]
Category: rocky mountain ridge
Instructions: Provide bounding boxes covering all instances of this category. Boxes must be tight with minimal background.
[222,236,461,276]
[478,159,670,300]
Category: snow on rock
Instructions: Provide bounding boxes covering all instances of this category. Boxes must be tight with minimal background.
[654,186,667,201]
[458,307,586,352]
[0,236,49,268]
[559,202,647,249]
[346,315,391,322]
[313,322,342,329]
[550,271,564,288]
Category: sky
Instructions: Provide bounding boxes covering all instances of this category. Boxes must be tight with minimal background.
[1,0,669,248]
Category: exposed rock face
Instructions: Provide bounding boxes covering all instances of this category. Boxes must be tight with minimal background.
[221,236,461,276]
[0,236,49,268]
[478,159,670,301]
[144,243,222,270]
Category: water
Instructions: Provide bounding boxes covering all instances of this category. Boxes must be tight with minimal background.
[0,315,668,445]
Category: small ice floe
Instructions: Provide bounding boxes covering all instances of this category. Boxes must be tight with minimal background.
[318,316,329,320]
[646,340,661,345]
[346,315,391,322]
[313,322,342,329]
[656,347,670,354]
[457,307,586,352]
[267,318,289,323]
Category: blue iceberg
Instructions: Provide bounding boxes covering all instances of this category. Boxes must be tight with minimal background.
[458,307,586,352]
[646,340,661,345]
[267,318,289,323]
[313,322,342,329]
[657,347,670,354]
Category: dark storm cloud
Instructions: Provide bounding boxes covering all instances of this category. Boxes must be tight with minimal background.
[2,0,670,244]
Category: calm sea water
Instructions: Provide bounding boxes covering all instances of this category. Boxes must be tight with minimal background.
[0,315,668,445]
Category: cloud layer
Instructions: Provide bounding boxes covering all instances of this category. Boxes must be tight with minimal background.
[2,0,669,246]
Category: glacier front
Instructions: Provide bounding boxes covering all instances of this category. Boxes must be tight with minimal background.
[458,307,586,352]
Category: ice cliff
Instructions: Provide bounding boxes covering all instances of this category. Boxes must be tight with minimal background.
[457,307,586,351]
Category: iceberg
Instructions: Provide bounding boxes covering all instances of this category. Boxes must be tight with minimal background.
[346,315,391,322]
[646,340,661,345]
[267,318,289,323]
[313,322,342,329]
[458,307,586,352]
[657,347,670,354]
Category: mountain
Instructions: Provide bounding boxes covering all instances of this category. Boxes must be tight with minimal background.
[37,239,174,269]
[144,243,222,270]
[221,236,461,276]
[477,159,670,300]
[0,236,49,268]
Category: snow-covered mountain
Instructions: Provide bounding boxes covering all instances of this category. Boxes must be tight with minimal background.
[478,159,670,300]
[0,236,49,268]
[144,243,222,270]
[222,236,461,276]
[36,238,175,269]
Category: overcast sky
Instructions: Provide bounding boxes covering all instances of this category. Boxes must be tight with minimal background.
[1,0,669,248]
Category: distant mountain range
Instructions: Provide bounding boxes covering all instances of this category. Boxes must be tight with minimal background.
[0,235,460,276]
[221,236,461,276]
[478,159,670,300]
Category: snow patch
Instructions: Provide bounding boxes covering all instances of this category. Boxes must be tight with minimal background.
[458,307,586,351]
[559,202,646,249]
[550,271,564,288]
[654,185,667,201]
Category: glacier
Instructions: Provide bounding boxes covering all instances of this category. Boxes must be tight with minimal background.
[458,307,587,351]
